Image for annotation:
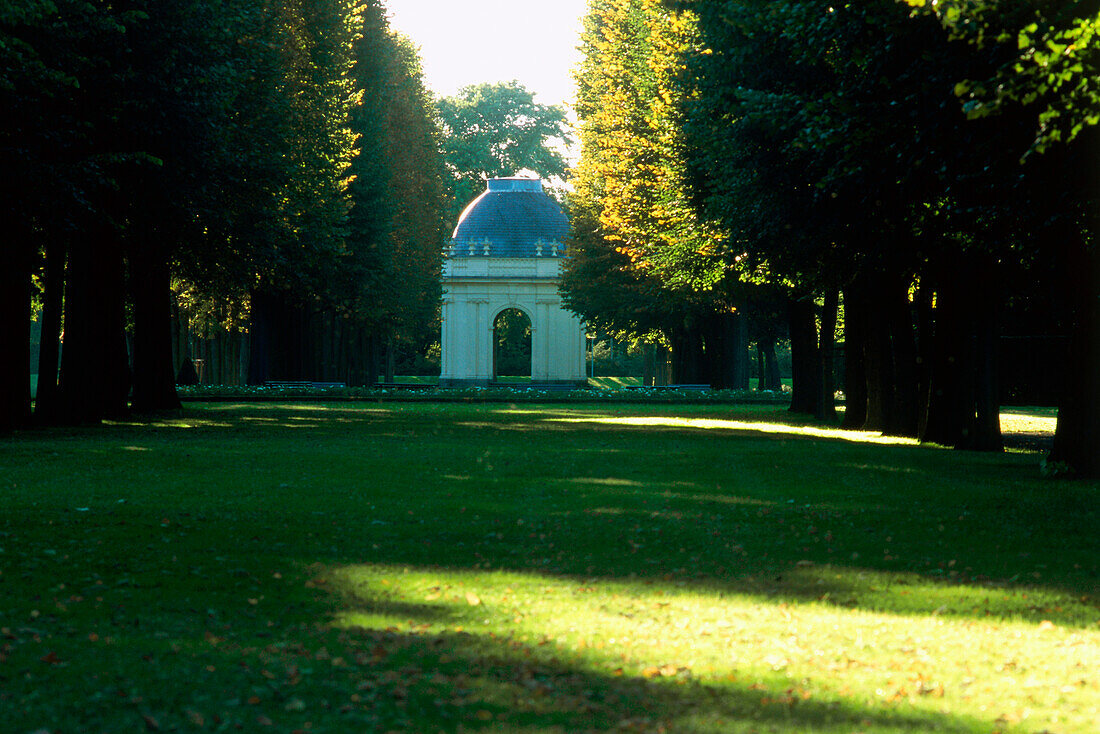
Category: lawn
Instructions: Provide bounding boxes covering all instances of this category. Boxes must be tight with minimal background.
[0,403,1096,733]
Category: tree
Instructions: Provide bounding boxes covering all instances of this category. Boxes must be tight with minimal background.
[563,0,759,388]
[679,0,1065,447]
[905,0,1100,474]
[246,2,447,387]
[436,81,571,224]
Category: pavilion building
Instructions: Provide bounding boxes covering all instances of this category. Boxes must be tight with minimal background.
[439,177,586,387]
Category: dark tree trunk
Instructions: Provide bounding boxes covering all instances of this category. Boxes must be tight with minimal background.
[1048,234,1100,476]
[129,234,181,412]
[670,325,704,384]
[862,277,897,432]
[921,257,1002,451]
[55,223,131,424]
[384,337,396,383]
[756,345,765,391]
[914,283,935,438]
[787,296,819,414]
[759,337,782,391]
[0,230,34,432]
[885,278,919,437]
[816,289,839,421]
[247,288,273,385]
[965,288,1003,452]
[703,311,746,389]
[34,236,66,424]
[734,311,750,389]
[840,286,868,429]
[643,342,656,387]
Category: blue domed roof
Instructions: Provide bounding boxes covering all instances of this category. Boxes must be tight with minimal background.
[449,178,568,258]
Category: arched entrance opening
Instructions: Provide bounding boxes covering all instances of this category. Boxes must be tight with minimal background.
[493,308,532,381]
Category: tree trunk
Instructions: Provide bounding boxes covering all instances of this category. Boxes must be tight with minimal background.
[248,288,275,384]
[840,286,868,429]
[1048,233,1100,476]
[921,267,965,446]
[384,337,396,383]
[885,278,919,437]
[914,283,935,438]
[129,234,181,412]
[787,296,819,414]
[55,223,131,424]
[862,277,896,432]
[0,229,34,432]
[733,311,750,389]
[761,338,782,392]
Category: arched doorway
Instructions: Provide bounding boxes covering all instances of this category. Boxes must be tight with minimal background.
[493,308,532,382]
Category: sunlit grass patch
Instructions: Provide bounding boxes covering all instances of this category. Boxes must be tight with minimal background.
[1000,408,1058,435]
[549,414,920,446]
[328,563,1099,733]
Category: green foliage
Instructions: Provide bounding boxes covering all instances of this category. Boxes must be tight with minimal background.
[908,0,1100,156]
[436,81,572,223]
[343,4,447,344]
[493,308,532,377]
[562,0,725,340]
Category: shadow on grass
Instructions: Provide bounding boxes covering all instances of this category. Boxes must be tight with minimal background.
[299,625,995,734]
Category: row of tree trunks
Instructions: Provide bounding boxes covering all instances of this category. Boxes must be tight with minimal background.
[247,288,385,387]
[20,216,182,426]
[665,311,754,388]
[842,275,920,437]
[920,257,1003,450]
[840,262,1003,450]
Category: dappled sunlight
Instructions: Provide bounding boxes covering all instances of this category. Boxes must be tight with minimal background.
[325,563,1100,733]
[550,415,920,446]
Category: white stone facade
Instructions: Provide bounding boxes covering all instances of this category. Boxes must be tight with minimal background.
[440,256,586,386]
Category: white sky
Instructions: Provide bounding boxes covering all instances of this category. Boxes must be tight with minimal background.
[385,0,589,109]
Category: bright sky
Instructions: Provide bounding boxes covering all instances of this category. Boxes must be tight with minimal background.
[385,0,589,109]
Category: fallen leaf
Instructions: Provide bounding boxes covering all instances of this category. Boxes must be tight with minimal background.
[465,592,481,606]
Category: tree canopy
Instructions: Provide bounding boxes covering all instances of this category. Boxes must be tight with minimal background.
[1,0,448,426]
[563,0,1100,475]
[436,81,572,224]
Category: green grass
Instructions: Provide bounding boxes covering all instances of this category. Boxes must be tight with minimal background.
[0,403,1096,733]
[586,376,642,389]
